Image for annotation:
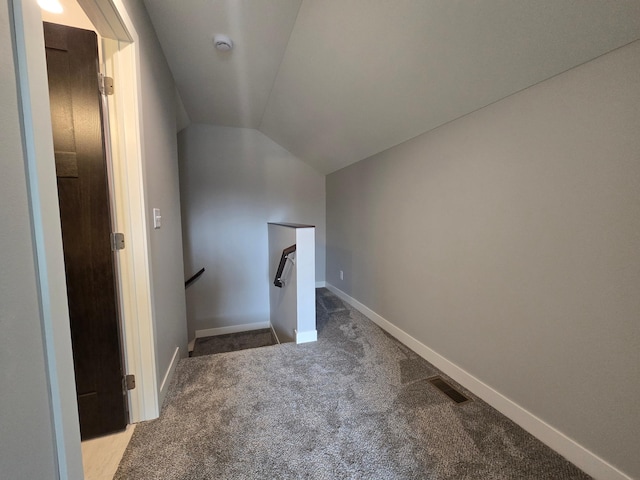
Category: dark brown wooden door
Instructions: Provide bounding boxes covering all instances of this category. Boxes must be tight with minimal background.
[44,22,126,440]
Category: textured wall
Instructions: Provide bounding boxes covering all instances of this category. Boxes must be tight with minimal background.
[178,125,325,340]
[327,41,640,478]
[0,2,59,477]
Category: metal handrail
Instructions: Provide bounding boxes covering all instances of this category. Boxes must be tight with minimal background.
[185,267,205,288]
[273,245,296,288]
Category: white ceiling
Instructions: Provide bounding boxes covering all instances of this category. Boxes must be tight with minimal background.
[144,0,640,174]
[41,0,94,31]
[144,0,302,128]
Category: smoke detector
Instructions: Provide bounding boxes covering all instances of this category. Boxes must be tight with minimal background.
[213,34,233,51]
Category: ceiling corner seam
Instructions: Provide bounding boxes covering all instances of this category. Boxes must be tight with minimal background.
[257,0,304,131]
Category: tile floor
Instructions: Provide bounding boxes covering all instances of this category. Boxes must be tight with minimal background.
[81,424,135,480]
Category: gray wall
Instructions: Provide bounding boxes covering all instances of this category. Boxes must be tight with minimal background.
[327,40,640,478]
[123,0,188,388]
[0,2,58,477]
[178,125,325,340]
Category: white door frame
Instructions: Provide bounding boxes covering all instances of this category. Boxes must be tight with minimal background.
[89,0,159,425]
[11,0,158,478]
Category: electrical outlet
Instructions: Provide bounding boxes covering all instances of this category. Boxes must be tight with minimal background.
[340,270,344,281]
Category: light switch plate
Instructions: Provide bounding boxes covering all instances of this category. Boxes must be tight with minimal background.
[153,208,161,229]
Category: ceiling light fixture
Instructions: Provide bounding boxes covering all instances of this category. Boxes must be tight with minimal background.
[38,0,64,14]
[213,34,233,51]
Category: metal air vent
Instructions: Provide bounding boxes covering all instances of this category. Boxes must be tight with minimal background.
[428,376,471,404]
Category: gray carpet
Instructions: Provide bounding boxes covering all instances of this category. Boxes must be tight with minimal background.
[192,329,277,357]
[115,288,590,479]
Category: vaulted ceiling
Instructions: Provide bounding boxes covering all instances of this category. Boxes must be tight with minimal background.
[143,0,640,174]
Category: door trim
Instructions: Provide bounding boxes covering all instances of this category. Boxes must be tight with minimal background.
[11,0,157,477]
[97,1,159,426]
[12,1,81,477]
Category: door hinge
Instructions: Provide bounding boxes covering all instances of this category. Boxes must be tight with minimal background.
[111,232,125,251]
[124,374,135,390]
[99,73,114,95]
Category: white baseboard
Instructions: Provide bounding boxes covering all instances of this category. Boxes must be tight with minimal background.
[195,321,271,338]
[158,346,180,408]
[270,324,281,344]
[295,329,317,344]
[324,283,631,480]
[315,281,326,288]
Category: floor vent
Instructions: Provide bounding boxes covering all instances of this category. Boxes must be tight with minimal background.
[427,376,471,404]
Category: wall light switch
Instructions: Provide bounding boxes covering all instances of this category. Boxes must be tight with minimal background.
[153,208,162,229]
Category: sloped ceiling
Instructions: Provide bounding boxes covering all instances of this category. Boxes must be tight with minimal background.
[144,0,640,174]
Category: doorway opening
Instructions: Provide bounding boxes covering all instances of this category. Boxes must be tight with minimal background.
[14,0,159,476]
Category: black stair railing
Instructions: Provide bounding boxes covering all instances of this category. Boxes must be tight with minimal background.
[185,267,205,288]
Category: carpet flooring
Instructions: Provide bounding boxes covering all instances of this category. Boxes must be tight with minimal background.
[192,329,277,357]
[115,288,590,479]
